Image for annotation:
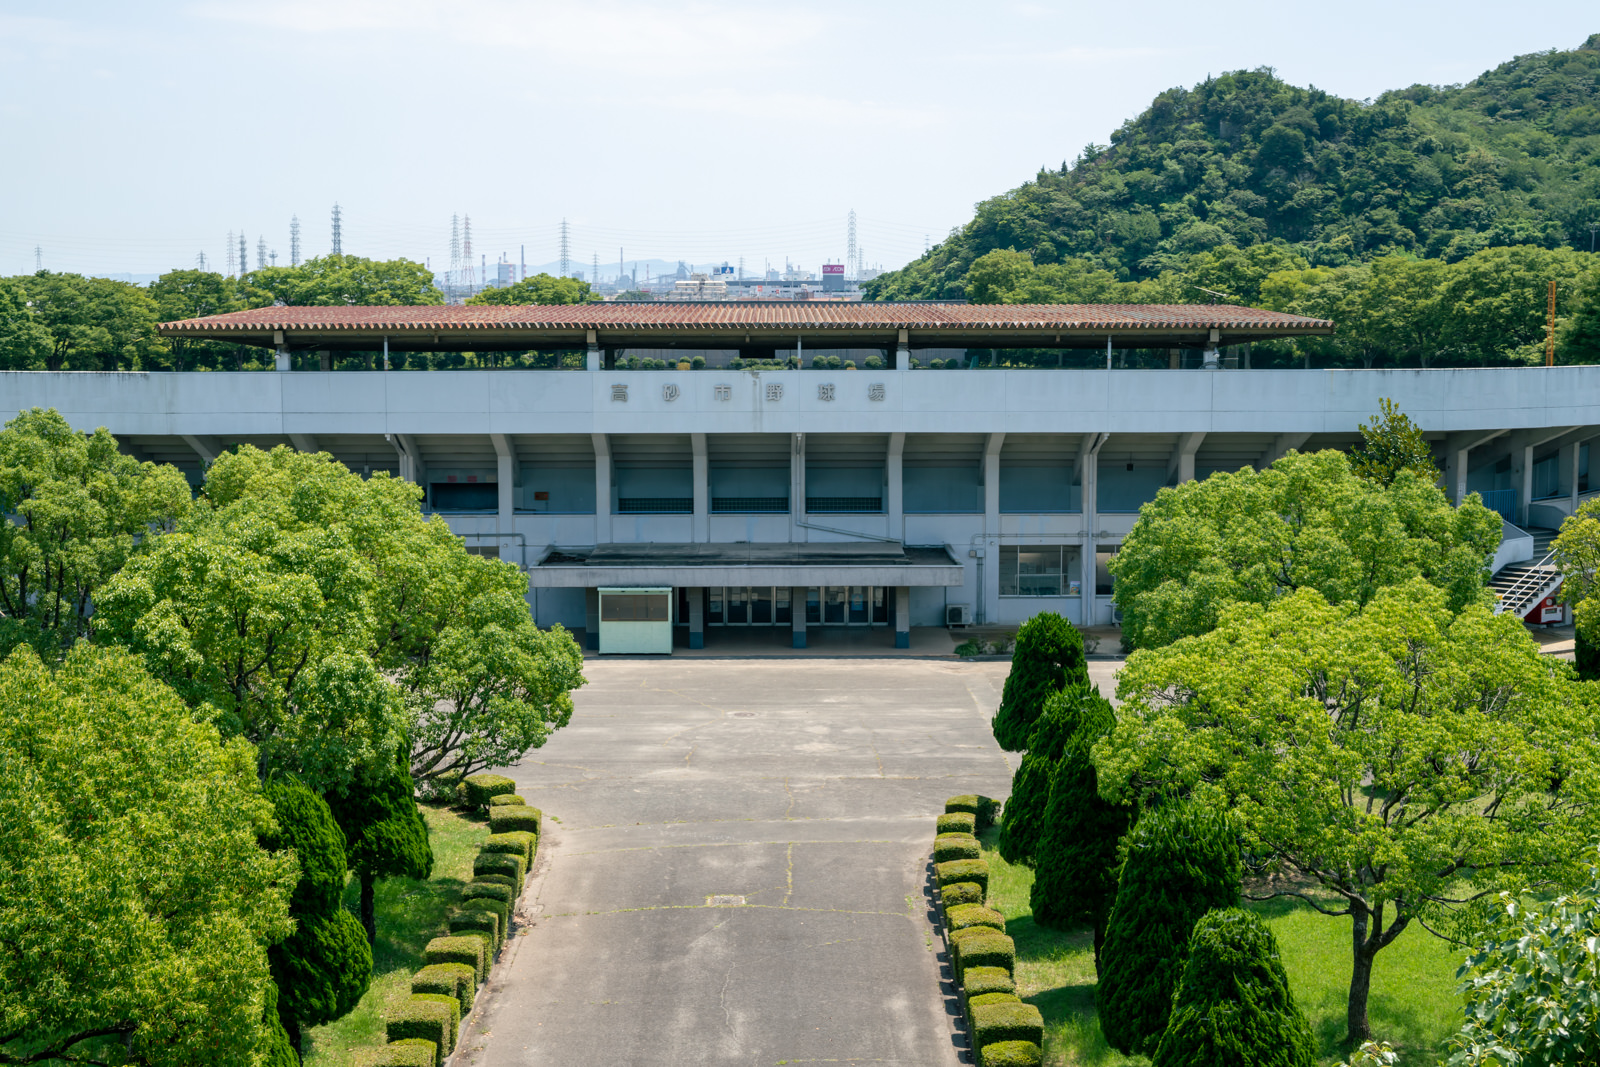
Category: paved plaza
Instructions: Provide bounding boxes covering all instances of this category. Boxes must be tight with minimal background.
[454,655,1098,1067]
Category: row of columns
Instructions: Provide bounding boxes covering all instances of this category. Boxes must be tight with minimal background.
[1444,427,1596,524]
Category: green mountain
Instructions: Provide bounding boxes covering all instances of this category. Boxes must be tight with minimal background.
[867,35,1600,301]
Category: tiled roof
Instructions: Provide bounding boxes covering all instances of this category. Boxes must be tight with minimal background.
[160,302,1332,332]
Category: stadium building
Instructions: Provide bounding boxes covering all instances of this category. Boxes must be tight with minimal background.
[3,302,1591,652]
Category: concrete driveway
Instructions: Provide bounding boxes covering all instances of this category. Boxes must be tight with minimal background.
[455,657,1029,1067]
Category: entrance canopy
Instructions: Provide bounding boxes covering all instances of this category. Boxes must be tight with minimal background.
[158,302,1334,353]
[526,542,963,588]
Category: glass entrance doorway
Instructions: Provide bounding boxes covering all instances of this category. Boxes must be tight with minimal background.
[804,586,888,627]
[706,587,792,626]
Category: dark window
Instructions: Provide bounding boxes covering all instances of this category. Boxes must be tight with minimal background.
[431,483,497,511]
[601,594,671,622]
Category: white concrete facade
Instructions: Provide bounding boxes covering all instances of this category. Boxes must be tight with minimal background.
[4,365,1598,641]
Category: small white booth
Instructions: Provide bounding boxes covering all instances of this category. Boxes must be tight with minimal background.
[597,587,673,654]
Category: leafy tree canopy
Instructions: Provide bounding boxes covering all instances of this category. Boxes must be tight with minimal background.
[0,408,191,660]
[0,644,294,1067]
[324,757,433,943]
[1095,580,1600,1042]
[1350,397,1437,486]
[1554,496,1600,662]
[238,255,443,308]
[997,682,1097,867]
[1109,449,1501,651]
[868,39,1600,300]
[467,272,597,305]
[991,611,1087,751]
[3,271,164,371]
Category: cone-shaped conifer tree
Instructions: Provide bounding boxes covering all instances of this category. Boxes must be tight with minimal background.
[991,612,1086,752]
[997,683,1090,866]
[1096,803,1240,1057]
[325,755,433,944]
[1029,687,1129,969]
[1152,908,1316,1067]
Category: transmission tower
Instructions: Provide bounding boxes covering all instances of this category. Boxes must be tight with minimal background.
[290,216,301,266]
[34,246,42,271]
[847,209,858,280]
[330,202,343,256]
[226,230,236,275]
[195,251,208,271]
[256,236,267,271]
[592,252,599,285]
[269,250,278,266]
[461,215,475,292]
[738,256,744,281]
[559,218,570,277]
[239,233,248,276]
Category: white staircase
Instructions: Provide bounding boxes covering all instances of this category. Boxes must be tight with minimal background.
[1491,527,1563,618]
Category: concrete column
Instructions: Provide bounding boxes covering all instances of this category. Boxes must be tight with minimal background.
[1560,440,1581,512]
[886,432,904,542]
[275,346,291,371]
[1515,442,1534,525]
[289,434,319,453]
[790,433,806,542]
[1442,430,1506,505]
[592,433,612,544]
[982,433,1004,625]
[1079,433,1108,627]
[491,433,515,535]
[586,330,601,371]
[318,350,332,371]
[691,433,709,543]
[894,586,910,649]
[791,586,807,648]
[584,587,599,651]
[1167,432,1204,486]
[182,434,219,466]
[688,588,705,650]
[896,329,910,371]
[1262,432,1310,469]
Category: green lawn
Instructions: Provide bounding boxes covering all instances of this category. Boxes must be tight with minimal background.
[979,831,1462,1066]
[302,803,487,1066]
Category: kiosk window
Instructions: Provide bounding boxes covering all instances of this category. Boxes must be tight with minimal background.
[601,594,670,621]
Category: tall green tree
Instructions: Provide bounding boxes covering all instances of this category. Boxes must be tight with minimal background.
[1028,687,1129,967]
[1559,264,1600,364]
[1349,397,1437,486]
[1553,496,1600,679]
[467,272,597,305]
[0,408,191,659]
[1095,581,1600,1043]
[12,271,165,370]
[147,269,248,371]
[997,684,1093,867]
[260,779,371,1057]
[1109,449,1500,651]
[324,757,433,945]
[0,644,294,1067]
[239,255,443,308]
[0,277,52,370]
[1153,909,1317,1067]
[1096,803,1241,1057]
[991,612,1087,751]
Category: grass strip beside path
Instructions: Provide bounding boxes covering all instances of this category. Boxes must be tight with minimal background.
[979,830,1460,1066]
[303,803,486,1066]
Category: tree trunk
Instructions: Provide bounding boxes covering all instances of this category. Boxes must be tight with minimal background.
[285,1015,303,1064]
[1092,920,1106,978]
[360,867,377,946]
[1346,904,1374,1043]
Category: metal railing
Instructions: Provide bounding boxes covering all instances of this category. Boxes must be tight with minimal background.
[616,497,693,514]
[711,497,789,513]
[805,496,883,513]
[1479,489,1517,521]
[1493,550,1562,617]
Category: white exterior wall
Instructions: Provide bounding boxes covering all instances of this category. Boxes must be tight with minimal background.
[5,366,1597,632]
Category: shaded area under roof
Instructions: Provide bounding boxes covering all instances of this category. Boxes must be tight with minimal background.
[527,542,964,588]
[157,302,1335,352]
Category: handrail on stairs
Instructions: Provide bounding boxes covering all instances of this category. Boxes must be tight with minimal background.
[1493,550,1561,616]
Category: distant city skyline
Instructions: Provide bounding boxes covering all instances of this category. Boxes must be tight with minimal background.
[3,1,1597,278]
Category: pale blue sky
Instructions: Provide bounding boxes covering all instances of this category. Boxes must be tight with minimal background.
[2,1,1596,279]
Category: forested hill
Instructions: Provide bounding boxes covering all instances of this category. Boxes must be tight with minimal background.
[866,35,1600,300]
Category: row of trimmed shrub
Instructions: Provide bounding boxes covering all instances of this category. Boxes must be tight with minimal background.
[934,794,1044,1067]
[353,774,542,1067]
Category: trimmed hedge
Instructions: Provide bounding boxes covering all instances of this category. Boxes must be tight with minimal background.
[940,881,985,908]
[462,879,514,907]
[980,1040,1043,1067]
[385,997,453,1063]
[946,903,1005,934]
[351,1039,437,1067]
[489,793,527,807]
[488,805,541,835]
[944,794,998,832]
[969,992,1021,1010]
[475,872,516,889]
[952,930,1015,974]
[935,859,989,896]
[425,935,487,984]
[449,907,502,954]
[458,895,511,941]
[413,962,476,1014]
[457,773,516,812]
[936,811,977,836]
[411,993,459,1052]
[934,833,981,864]
[474,851,526,896]
[483,830,536,868]
[972,1000,1044,1048]
[963,966,1016,998]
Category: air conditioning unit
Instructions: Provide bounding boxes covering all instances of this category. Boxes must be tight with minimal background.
[946,604,972,628]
